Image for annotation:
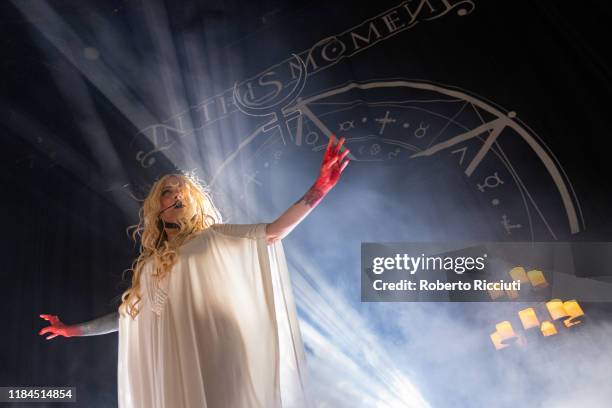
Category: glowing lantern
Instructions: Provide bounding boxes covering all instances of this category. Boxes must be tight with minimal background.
[562,300,584,328]
[518,307,540,330]
[510,266,528,283]
[546,299,569,320]
[490,331,508,350]
[527,269,548,288]
[495,321,517,342]
[540,321,557,336]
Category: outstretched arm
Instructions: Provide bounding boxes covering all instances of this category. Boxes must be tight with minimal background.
[265,134,350,244]
[38,312,119,340]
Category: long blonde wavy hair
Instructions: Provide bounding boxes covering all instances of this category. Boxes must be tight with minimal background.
[119,173,222,319]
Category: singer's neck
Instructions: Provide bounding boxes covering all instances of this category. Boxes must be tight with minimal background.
[165,227,179,241]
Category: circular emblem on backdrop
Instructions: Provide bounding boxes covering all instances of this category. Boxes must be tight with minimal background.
[228,78,584,241]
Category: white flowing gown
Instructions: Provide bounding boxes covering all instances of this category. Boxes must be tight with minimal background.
[117,223,308,408]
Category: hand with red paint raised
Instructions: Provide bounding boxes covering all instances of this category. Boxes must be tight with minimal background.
[38,314,80,340]
[264,134,351,243]
[302,134,350,208]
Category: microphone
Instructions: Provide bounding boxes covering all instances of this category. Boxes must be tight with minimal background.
[159,200,183,215]
[157,200,184,233]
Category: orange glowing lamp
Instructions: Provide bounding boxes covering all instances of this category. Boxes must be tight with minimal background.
[546,299,569,320]
[510,267,528,283]
[540,321,558,336]
[495,321,517,342]
[527,269,548,288]
[490,332,509,350]
[562,300,584,328]
[518,307,540,330]
[490,321,518,351]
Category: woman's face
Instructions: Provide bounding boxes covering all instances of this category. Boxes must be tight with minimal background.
[158,176,194,223]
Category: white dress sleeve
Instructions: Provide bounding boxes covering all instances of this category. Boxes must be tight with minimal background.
[209,223,268,240]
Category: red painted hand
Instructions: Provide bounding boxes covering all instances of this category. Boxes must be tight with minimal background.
[302,134,350,207]
[38,314,80,340]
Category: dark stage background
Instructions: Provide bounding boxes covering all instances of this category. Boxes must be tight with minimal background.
[2,0,612,407]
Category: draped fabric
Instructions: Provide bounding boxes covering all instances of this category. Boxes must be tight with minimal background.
[117,223,308,408]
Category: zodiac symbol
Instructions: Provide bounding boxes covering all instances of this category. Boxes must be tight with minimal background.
[339,120,355,131]
[233,54,307,145]
[370,143,381,156]
[477,172,504,192]
[388,148,401,159]
[501,214,522,234]
[451,146,468,165]
[375,110,396,135]
[414,121,430,138]
[305,131,319,145]
[244,171,262,187]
